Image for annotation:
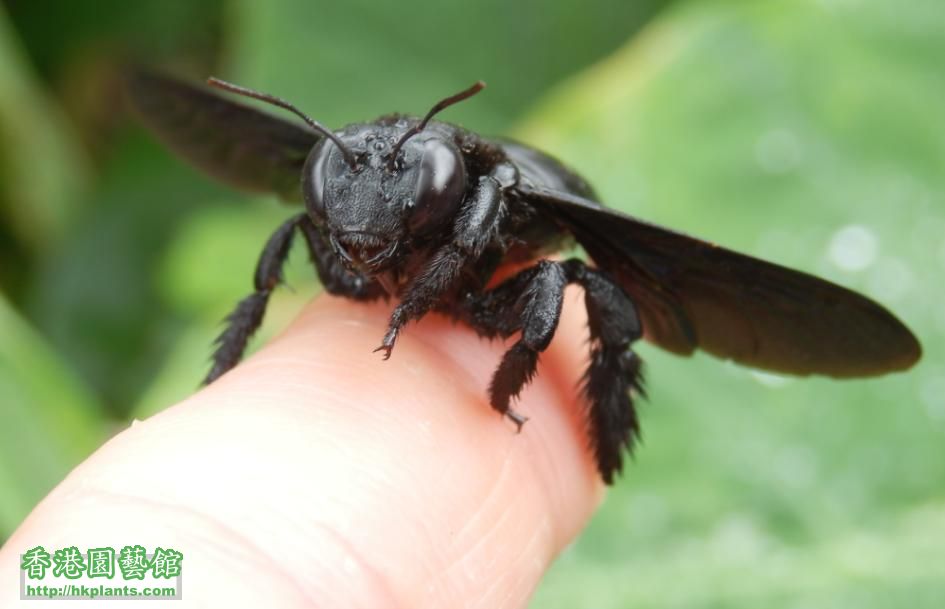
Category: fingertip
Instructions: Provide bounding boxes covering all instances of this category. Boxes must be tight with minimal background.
[273,292,605,542]
[211,291,606,599]
[3,291,606,608]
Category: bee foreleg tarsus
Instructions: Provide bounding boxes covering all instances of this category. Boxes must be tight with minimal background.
[376,177,506,356]
[205,213,306,385]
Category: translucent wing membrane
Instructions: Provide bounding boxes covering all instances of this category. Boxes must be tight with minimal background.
[127,69,319,202]
[518,185,921,378]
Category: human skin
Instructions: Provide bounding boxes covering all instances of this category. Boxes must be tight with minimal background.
[0,291,604,608]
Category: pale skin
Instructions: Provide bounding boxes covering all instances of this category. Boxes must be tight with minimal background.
[0,290,604,607]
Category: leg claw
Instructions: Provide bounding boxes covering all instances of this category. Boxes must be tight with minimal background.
[506,409,529,433]
[374,326,399,360]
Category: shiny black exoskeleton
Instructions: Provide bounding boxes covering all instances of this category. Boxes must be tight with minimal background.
[130,71,920,483]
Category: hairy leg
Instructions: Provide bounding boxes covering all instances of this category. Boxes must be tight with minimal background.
[206,214,382,384]
[564,260,645,484]
[459,258,644,482]
[377,173,506,357]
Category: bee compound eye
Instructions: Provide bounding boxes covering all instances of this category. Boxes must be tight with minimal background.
[408,139,466,235]
[303,141,332,220]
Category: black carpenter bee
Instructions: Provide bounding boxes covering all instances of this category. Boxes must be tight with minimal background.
[129,70,921,483]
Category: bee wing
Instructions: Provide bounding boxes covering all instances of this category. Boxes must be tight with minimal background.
[516,185,921,377]
[127,69,319,202]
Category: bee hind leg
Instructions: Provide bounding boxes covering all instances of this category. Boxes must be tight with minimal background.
[562,259,645,484]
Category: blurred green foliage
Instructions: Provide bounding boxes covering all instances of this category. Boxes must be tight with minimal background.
[0,0,942,606]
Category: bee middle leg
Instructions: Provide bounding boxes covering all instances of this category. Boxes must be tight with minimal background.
[458,258,645,483]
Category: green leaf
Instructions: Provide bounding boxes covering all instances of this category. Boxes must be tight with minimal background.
[25,135,234,412]
[0,293,105,538]
[0,3,89,252]
[517,1,945,607]
[156,200,296,315]
[131,289,314,420]
[226,0,675,133]
[132,201,318,418]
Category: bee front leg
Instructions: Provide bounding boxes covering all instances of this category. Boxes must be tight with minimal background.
[205,215,384,385]
[205,214,304,384]
[376,175,505,358]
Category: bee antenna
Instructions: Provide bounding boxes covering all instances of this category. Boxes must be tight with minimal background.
[207,77,359,170]
[388,80,485,169]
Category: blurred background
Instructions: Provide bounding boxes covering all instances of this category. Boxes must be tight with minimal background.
[0,0,942,605]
